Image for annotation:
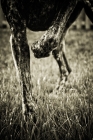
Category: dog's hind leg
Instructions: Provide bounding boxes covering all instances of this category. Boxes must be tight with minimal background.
[83,0,93,23]
[52,40,71,88]
[52,1,83,88]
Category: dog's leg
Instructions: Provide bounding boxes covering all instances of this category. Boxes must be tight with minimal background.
[52,1,83,88]
[1,2,36,120]
[10,31,36,120]
[31,0,77,58]
[52,40,71,89]
[83,0,93,23]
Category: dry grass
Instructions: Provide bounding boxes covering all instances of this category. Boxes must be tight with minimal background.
[0,28,93,140]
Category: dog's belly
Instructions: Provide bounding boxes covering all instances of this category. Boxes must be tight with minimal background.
[24,0,59,31]
[26,12,56,31]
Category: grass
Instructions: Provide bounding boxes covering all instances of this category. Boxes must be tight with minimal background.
[0,28,93,140]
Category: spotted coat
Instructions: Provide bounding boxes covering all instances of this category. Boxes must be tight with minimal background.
[1,0,93,120]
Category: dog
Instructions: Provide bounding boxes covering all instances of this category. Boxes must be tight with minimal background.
[1,0,93,120]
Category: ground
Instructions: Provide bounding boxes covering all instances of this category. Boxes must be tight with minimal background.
[0,28,93,140]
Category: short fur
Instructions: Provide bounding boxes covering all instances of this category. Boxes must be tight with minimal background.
[1,0,93,120]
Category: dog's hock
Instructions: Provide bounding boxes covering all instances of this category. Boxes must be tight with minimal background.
[31,28,59,58]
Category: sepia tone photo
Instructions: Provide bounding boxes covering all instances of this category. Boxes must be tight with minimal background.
[0,0,93,140]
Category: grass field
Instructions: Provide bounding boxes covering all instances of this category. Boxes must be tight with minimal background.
[0,28,93,140]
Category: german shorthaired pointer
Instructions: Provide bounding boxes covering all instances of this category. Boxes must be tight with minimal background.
[1,0,93,120]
